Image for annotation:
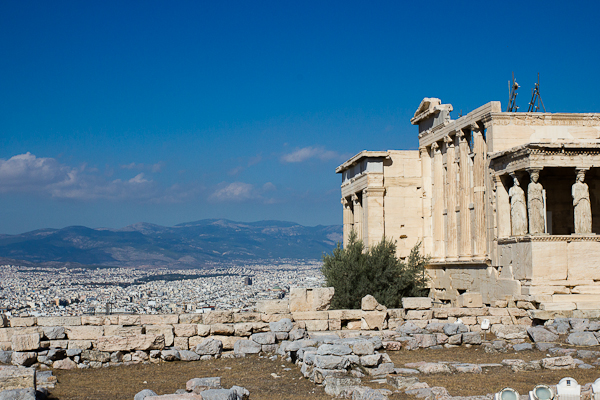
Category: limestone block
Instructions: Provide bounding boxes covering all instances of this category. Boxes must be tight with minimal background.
[37,316,81,326]
[233,323,253,337]
[508,308,528,317]
[11,334,39,352]
[233,312,261,323]
[361,311,387,330]
[65,326,104,340]
[118,315,141,326]
[41,326,65,340]
[256,300,289,314]
[177,314,203,324]
[304,320,329,331]
[48,340,69,349]
[456,293,483,308]
[493,300,508,308]
[202,311,234,325]
[386,309,405,319]
[67,340,93,349]
[488,308,509,316]
[10,352,37,367]
[476,316,503,325]
[145,325,174,347]
[9,318,36,328]
[0,329,14,343]
[260,313,293,323]
[81,316,111,326]
[491,325,528,340]
[188,336,205,348]
[530,241,568,281]
[0,342,11,351]
[210,324,234,336]
[328,310,362,320]
[402,297,432,310]
[572,286,600,294]
[251,322,270,332]
[328,319,342,331]
[209,335,241,350]
[173,324,196,337]
[173,337,189,350]
[96,334,165,352]
[0,366,36,391]
[291,311,328,321]
[197,325,211,337]
[539,303,576,311]
[346,321,362,330]
[460,317,477,325]
[361,295,379,311]
[576,302,600,310]
[104,325,143,337]
[405,310,432,320]
[140,315,179,325]
[568,241,600,280]
[290,287,335,312]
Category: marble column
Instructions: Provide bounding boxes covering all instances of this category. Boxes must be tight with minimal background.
[432,141,445,259]
[458,130,472,259]
[444,135,458,260]
[352,193,363,242]
[420,146,433,255]
[472,123,487,258]
[342,197,353,247]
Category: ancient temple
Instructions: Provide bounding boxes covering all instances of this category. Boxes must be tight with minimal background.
[336,98,600,310]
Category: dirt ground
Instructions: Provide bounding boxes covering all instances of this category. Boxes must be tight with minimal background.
[47,347,600,399]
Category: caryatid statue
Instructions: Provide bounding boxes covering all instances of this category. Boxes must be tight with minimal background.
[509,173,528,236]
[527,170,545,234]
[572,169,592,234]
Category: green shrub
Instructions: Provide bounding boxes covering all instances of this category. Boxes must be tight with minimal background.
[321,231,429,309]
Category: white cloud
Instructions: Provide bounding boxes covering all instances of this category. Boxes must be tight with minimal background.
[0,153,194,203]
[121,161,165,173]
[209,181,277,203]
[280,146,347,163]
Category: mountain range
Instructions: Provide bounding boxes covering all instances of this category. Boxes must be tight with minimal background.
[0,219,342,269]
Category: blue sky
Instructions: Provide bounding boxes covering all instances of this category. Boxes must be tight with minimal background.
[1,1,599,234]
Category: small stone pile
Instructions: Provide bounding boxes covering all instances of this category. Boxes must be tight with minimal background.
[134,376,249,400]
[0,365,56,400]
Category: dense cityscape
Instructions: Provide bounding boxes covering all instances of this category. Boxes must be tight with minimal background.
[0,262,324,317]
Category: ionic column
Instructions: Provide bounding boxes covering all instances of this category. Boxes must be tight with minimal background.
[458,129,472,259]
[472,123,487,259]
[363,187,385,248]
[432,141,445,259]
[342,197,353,247]
[444,136,458,260]
[420,146,433,255]
[352,193,363,242]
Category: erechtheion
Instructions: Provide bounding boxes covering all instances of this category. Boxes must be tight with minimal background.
[337,98,600,310]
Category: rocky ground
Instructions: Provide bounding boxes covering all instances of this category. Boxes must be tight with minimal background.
[45,347,600,399]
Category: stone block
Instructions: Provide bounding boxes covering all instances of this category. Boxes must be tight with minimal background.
[177,314,203,324]
[488,308,510,316]
[145,325,174,347]
[233,312,261,323]
[233,323,253,337]
[328,319,341,331]
[402,297,432,310]
[172,324,196,337]
[11,334,39,352]
[0,365,36,391]
[260,313,293,323]
[386,309,405,319]
[48,340,68,349]
[96,334,165,352]
[405,310,432,320]
[209,335,240,350]
[41,326,65,340]
[67,340,92,350]
[328,310,362,320]
[346,321,361,330]
[0,342,11,351]
[289,287,334,312]
[140,315,179,325]
[460,317,477,325]
[491,325,528,340]
[104,325,143,337]
[65,326,104,340]
[118,315,141,326]
[457,293,483,308]
[81,316,111,326]
[0,329,13,343]
[37,316,81,326]
[10,352,37,367]
[9,318,36,328]
[256,300,289,314]
[304,320,329,331]
[361,311,387,330]
[540,303,576,311]
[202,311,234,325]
[291,311,328,320]
[361,295,380,311]
[197,325,211,337]
[173,337,189,350]
[251,322,270,332]
[210,324,234,336]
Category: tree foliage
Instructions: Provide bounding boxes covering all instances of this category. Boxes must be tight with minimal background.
[321,231,429,309]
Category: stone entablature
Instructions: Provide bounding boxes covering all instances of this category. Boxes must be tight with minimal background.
[337,97,600,306]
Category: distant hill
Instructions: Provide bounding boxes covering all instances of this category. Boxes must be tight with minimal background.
[0,219,342,269]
